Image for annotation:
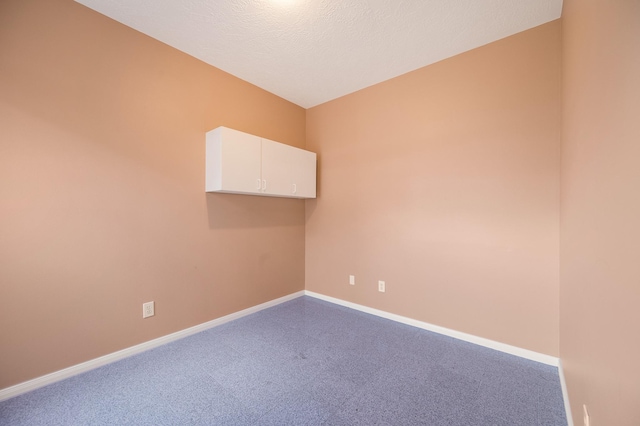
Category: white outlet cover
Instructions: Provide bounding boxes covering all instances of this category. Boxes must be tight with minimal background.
[378,280,386,293]
[143,301,155,319]
[349,275,355,285]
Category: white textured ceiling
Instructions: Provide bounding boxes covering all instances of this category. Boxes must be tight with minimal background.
[75,0,562,108]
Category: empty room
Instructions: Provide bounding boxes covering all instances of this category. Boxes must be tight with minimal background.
[1,0,638,425]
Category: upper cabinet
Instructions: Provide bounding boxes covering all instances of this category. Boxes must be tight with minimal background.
[206,127,317,199]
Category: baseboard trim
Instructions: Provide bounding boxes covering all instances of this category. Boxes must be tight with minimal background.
[304,290,559,367]
[0,290,305,402]
[1,290,564,406]
[558,360,574,426]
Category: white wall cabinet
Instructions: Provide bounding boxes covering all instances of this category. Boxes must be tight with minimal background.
[206,127,316,199]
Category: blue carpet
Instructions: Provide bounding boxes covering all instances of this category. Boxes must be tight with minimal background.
[0,296,567,425]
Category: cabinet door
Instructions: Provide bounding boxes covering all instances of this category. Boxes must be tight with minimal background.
[261,139,316,198]
[206,127,262,194]
[261,138,294,197]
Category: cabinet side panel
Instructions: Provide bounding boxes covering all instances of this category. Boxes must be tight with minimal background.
[205,128,222,191]
[297,151,317,198]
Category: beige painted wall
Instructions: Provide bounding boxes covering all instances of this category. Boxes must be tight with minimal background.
[560,0,640,424]
[305,21,562,356]
[7,2,638,420]
[0,0,306,389]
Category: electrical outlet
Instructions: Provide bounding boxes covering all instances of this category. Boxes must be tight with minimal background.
[142,301,155,318]
[583,404,590,426]
[378,280,385,293]
[349,275,355,285]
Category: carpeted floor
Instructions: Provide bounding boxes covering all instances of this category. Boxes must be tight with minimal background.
[0,296,567,425]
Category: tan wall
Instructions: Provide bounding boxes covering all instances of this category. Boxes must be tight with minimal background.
[560,0,640,424]
[305,21,562,356]
[0,0,306,389]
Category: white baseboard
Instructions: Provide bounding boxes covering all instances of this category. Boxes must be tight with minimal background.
[0,291,305,402]
[304,290,560,367]
[1,289,565,413]
[558,360,574,426]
